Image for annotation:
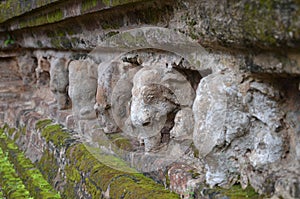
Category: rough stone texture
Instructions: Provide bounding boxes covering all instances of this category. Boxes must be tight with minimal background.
[129,66,194,151]
[69,59,98,120]
[171,0,300,49]
[0,0,300,199]
[192,71,297,197]
[49,57,71,110]
[16,52,37,85]
[35,56,50,86]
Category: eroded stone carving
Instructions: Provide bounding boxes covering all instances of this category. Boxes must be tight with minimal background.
[170,107,194,140]
[94,50,197,152]
[17,53,37,85]
[128,66,196,152]
[49,57,71,110]
[69,59,97,120]
[192,72,287,188]
[35,56,50,86]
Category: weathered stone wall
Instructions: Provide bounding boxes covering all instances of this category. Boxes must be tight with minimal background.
[0,0,300,199]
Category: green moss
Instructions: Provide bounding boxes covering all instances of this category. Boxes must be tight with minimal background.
[81,0,98,13]
[7,127,16,137]
[102,0,110,6]
[243,0,277,45]
[215,184,262,199]
[109,175,179,199]
[0,146,31,198]
[41,124,71,147]
[0,127,60,198]
[37,149,59,183]
[191,143,199,158]
[84,178,102,198]
[35,119,53,131]
[107,133,133,151]
[101,0,142,7]
[19,8,63,28]
[51,38,61,48]
[66,144,179,198]
[47,9,63,23]
[65,165,81,182]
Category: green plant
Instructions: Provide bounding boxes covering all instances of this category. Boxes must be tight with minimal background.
[4,34,14,47]
[185,187,195,199]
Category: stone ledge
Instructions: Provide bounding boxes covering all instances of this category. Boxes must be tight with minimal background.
[3,117,180,199]
[0,0,148,31]
[0,0,61,24]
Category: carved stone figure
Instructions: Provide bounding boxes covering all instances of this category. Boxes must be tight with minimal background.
[192,72,286,188]
[17,53,37,85]
[128,66,195,152]
[49,57,71,110]
[95,55,142,134]
[69,59,97,120]
[35,56,50,86]
[170,107,194,140]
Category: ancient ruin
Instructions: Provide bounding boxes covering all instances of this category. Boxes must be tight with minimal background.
[0,0,300,198]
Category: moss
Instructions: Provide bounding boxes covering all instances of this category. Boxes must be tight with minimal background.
[109,175,179,199]
[37,149,59,183]
[191,143,199,158]
[0,147,31,198]
[81,0,98,13]
[243,0,277,45]
[65,165,81,182]
[165,172,170,188]
[209,184,262,199]
[47,9,63,23]
[107,133,133,151]
[51,38,61,48]
[84,178,102,198]
[41,124,71,147]
[19,8,63,29]
[109,0,140,7]
[7,127,16,137]
[101,20,121,30]
[66,143,179,198]
[0,127,60,198]
[71,37,80,47]
[35,119,53,131]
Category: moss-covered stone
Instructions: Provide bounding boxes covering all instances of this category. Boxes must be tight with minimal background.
[0,146,31,198]
[37,149,60,183]
[65,143,179,198]
[0,127,61,199]
[35,118,53,131]
[107,133,133,151]
[222,184,262,199]
[1,120,179,198]
[41,123,71,147]
[198,184,262,199]
[81,0,98,13]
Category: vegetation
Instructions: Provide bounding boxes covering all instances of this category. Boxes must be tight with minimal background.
[0,127,61,199]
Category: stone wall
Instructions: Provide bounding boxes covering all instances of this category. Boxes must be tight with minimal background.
[0,0,300,198]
